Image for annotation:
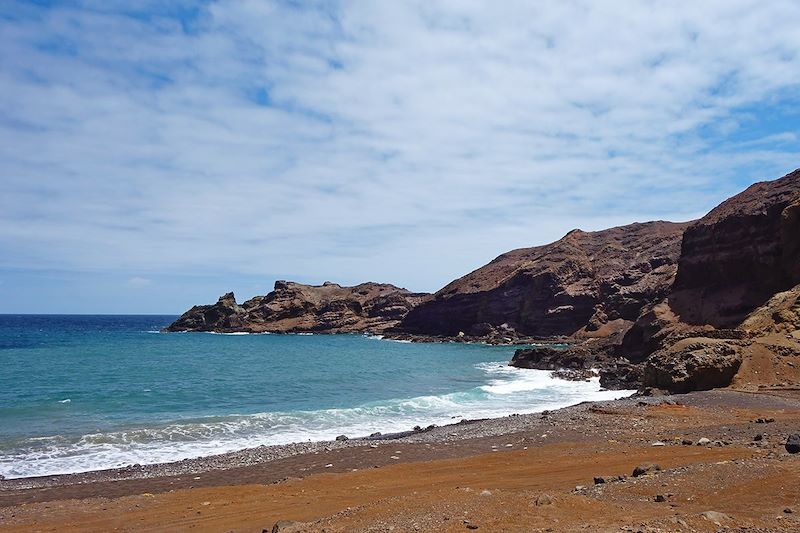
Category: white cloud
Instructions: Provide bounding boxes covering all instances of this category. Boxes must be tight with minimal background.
[0,0,798,297]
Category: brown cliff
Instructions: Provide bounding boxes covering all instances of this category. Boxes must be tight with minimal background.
[164,281,430,334]
[670,169,800,328]
[634,169,800,392]
[398,221,690,339]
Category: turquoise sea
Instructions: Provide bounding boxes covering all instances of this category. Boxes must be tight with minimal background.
[0,315,631,479]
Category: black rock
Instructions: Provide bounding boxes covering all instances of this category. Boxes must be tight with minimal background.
[335,435,349,441]
[753,433,763,441]
[786,433,800,454]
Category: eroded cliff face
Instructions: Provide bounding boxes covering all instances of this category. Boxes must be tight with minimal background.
[630,169,800,392]
[670,169,800,328]
[398,221,690,339]
[164,281,429,334]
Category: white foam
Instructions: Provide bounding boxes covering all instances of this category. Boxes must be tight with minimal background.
[58,399,71,404]
[0,361,633,479]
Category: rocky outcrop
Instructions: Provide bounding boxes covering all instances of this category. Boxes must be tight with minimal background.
[617,169,800,392]
[165,281,429,334]
[510,343,643,390]
[643,338,744,393]
[399,221,690,339]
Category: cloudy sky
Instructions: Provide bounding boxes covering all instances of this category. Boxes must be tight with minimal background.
[1,0,799,313]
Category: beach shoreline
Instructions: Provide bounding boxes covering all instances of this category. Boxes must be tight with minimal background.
[2,389,799,531]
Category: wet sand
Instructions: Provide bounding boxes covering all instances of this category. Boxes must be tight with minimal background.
[2,390,799,532]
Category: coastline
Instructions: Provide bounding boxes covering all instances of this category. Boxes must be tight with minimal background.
[0,378,632,489]
[3,389,799,531]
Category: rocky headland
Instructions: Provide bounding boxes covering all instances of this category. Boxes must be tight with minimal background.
[511,168,800,392]
[164,281,429,334]
[167,169,800,395]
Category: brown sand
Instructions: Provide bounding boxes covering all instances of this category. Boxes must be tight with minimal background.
[2,392,799,532]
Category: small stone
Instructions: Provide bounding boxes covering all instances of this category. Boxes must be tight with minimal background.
[697,437,711,446]
[535,493,553,506]
[654,494,666,502]
[785,508,794,514]
[369,432,382,437]
[681,438,693,445]
[632,463,661,477]
[574,485,587,492]
[335,435,349,441]
[753,433,763,441]
[651,441,666,447]
[324,464,333,468]
[786,433,800,454]
[480,490,492,497]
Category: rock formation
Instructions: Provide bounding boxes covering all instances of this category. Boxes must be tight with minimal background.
[631,169,800,392]
[669,169,800,328]
[164,281,429,334]
[398,221,690,339]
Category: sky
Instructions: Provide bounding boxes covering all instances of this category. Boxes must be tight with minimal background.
[1,0,799,314]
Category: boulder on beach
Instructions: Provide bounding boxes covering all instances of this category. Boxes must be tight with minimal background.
[632,463,661,477]
[786,433,800,453]
[643,338,742,393]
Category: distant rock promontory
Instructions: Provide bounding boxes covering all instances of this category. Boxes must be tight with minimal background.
[164,281,429,334]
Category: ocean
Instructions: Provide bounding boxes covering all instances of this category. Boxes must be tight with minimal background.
[0,315,632,479]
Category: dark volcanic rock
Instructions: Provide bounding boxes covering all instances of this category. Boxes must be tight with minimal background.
[510,346,598,371]
[599,362,643,390]
[165,281,429,334]
[165,292,246,332]
[510,343,642,389]
[671,169,800,328]
[786,433,800,454]
[399,221,690,338]
[643,338,743,393]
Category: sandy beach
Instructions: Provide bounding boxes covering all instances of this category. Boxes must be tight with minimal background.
[2,390,799,532]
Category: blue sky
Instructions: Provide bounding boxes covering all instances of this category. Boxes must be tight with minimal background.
[1,0,799,314]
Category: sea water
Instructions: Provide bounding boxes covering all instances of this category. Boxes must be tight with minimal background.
[0,315,632,479]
